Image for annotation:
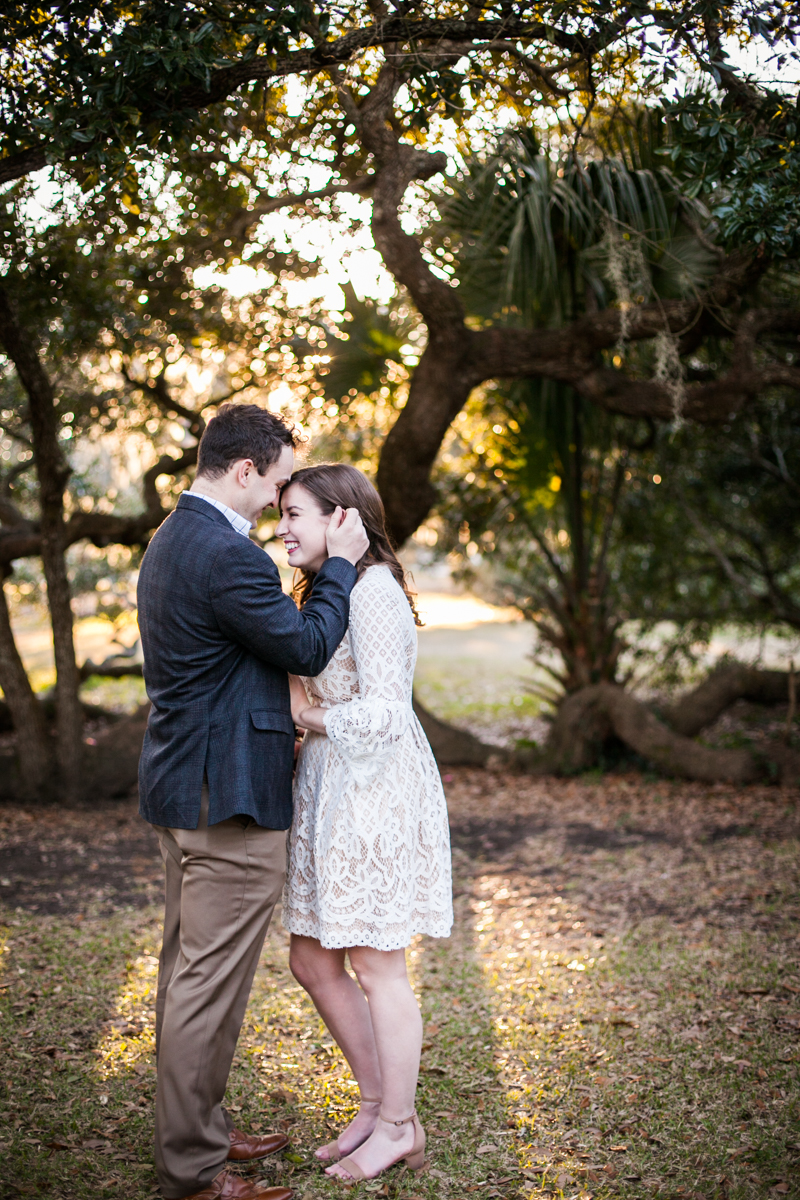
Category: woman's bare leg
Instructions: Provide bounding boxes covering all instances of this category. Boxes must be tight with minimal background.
[289,934,382,1158]
[326,945,423,1180]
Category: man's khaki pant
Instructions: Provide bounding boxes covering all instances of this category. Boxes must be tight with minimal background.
[152,792,286,1198]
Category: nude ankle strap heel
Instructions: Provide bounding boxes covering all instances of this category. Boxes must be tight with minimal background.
[334,1110,426,1182]
[316,1097,382,1164]
[379,1110,426,1171]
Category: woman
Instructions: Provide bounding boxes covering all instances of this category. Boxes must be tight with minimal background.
[275,463,453,1184]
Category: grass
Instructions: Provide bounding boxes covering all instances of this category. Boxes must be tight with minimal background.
[80,676,147,714]
[1,773,799,1200]
[413,650,546,749]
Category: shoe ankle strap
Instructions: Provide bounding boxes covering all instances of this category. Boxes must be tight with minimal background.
[379,1110,416,1126]
[359,1096,381,1105]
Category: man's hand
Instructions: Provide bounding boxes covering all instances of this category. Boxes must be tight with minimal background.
[325,506,369,566]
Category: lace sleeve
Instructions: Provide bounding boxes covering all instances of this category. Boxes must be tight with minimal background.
[322,568,414,787]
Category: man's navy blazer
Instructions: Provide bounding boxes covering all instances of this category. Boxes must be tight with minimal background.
[136,492,356,830]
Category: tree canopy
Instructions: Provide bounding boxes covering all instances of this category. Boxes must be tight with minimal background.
[1,2,800,796]
[3,3,800,541]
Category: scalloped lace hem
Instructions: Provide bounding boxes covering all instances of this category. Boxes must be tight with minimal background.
[282,911,453,951]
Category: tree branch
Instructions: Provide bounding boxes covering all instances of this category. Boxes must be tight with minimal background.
[226,174,376,242]
[2,16,603,186]
[480,40,573,98]
[122,369,207,439]
[0,444,198,567]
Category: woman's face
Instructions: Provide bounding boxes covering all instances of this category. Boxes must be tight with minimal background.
[276,483,330,573]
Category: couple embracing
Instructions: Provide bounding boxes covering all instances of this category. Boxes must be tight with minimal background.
[137,403,453,1200]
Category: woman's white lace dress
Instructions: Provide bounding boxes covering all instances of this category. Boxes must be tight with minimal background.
[282,564,453,951]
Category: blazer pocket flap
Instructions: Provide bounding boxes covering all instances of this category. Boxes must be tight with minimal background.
[250,709,294,735]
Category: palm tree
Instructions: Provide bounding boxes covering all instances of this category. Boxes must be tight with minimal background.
[432,113,719,696]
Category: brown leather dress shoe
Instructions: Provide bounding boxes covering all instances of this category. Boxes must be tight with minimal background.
[227,1127,290,1161]
[181,1169,293,1199]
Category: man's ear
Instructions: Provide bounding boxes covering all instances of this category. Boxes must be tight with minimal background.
[236,459,254,487]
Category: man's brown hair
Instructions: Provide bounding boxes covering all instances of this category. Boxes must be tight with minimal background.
[197,403,299,479]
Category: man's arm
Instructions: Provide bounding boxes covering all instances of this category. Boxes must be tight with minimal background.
[210,538,357,677]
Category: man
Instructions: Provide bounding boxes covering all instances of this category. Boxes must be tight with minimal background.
[137,403,368,1200]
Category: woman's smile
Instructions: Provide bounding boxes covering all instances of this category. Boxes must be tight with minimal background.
[276,482,331,572]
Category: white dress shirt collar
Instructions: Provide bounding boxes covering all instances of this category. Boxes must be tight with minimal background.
[190,492,253,538]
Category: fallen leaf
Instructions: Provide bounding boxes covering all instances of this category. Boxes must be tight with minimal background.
[477,1144,499,1154]
[773,1186,789,1195]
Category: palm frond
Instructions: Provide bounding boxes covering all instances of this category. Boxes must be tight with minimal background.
[434,112,718,329]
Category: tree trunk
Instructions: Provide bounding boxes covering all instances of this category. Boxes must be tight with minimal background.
[0,577,53,796]
[0,286,84,800]
[377,334,476,545]
[40,530,83,799]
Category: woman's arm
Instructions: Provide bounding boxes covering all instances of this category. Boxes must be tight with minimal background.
[320,571,414,783]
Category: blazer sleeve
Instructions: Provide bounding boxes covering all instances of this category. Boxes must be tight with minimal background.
[208,538,356,676]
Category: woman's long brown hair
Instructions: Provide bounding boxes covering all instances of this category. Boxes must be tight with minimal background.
[281,463,422,626]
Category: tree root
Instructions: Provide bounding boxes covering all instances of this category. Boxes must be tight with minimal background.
[539,682,800,785]
[412,694,498,766]
[82,702,151,798]
[82,696,502,798]
[660,663,791,737]
[3,667,795,800]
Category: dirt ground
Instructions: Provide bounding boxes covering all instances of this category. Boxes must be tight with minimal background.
[1,770,798,1200]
